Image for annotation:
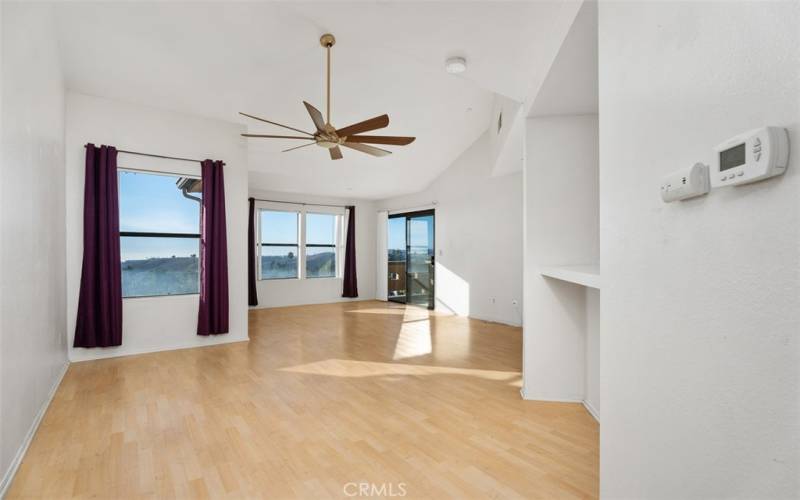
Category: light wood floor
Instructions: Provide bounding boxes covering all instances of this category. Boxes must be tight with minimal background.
[8,301,598,499]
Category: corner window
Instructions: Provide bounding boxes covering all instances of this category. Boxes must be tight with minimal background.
[257,205,343,281]
[260,210,299,279]
[119,170,201,298]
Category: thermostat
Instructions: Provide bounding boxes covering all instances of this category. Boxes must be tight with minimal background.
[712,127,789,187]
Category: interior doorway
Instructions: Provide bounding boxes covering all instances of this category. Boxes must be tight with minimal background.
[387,210,435,309]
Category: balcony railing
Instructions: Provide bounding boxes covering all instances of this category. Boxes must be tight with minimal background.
[388,261,406,298]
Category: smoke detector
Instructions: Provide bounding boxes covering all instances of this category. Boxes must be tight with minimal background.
[445,57,467,74]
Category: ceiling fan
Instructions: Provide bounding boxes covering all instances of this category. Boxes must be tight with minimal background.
[239,33,415,160]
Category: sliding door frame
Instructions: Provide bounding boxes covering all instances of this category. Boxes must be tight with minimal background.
[387,209,436,310]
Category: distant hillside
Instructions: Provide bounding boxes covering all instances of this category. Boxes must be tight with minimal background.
[261,251,335,279]
[122,256,198,297]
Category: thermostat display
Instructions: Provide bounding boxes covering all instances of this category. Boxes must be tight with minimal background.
[712,127,789,187]
[719,143,745,171]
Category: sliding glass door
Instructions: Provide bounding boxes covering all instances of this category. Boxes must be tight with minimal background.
[387,210,435,309]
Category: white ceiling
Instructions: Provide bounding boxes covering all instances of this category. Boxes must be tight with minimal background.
[54,1,571,199]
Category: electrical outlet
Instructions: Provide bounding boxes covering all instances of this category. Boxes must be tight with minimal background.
[490,297,496,304]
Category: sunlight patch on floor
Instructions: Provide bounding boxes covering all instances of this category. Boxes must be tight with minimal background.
[279,358,520,381]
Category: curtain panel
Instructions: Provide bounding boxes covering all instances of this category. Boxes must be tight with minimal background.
[248,197,259,306]
[197,160,229,335]
[342,206,358,298]
[74,144,123,348]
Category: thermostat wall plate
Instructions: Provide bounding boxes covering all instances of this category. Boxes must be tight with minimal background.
[712,127,789,187]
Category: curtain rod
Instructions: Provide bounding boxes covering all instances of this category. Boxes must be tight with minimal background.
[251,197,350,209]
[83,145,223,165]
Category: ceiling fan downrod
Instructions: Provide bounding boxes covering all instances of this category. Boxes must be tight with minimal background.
[320,33,336,125]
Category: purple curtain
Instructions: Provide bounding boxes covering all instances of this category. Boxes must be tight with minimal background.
[342,205,358,298]
[74,144,123,348]
[197,160,229,335]
[248,197,258,306]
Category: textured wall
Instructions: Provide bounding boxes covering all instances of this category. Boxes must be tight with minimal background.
[0,2,68,489]
[599,2,800,497]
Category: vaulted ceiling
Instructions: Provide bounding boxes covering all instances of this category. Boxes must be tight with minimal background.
[54,1,575,199]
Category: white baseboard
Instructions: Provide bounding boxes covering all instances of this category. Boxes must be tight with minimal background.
[582,400,600,423]
[519,386,583,403]
[520,388,601,423]
[468,313,522,328]
[0,361,69,498]
[69,337,249,362]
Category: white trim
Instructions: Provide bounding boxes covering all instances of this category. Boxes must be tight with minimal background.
[68,337,249,363]
[583,400,600,423]
[375,210,389,301]
[519,386,584,403]
[0,361,69,498]
[468,312,522,328]
[382,203,438,215]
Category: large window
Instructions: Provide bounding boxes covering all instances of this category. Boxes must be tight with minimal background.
[119,170,201,298]
[260,210,299,279]
[257,205,343,280]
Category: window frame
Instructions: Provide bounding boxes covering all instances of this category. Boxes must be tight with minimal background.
[304,211,340,280]
[118,167,202,299]
[258,208,301,281]
[255,201,346,282]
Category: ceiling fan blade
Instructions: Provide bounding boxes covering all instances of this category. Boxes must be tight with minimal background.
[303,101,326,131]
[341,142,392,157]
[282,142,317,153]
[239,112,314,136]
[241,134,311,139]
[346,135,416,146]
[335,114,389,137]
[329,146,343,160]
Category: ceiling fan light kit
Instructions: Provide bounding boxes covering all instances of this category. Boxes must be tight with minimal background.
[240,33,415,160]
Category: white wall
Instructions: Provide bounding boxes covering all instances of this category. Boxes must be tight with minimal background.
[0,2,68,491]
[377,131,523,326]
[600,2,799,498]
[65,92,249,362]
[523,115,599,401]
[247,188,376,308]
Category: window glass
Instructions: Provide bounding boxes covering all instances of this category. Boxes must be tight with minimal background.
[119,171,201,298]
[121,237,199,297]
[119,171,200,233]
[261,210,298,244]
[260,210,299,279]
[305,213,337,278]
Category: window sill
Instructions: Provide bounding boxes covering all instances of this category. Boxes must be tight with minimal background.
[257,277,342,282]
[123,293,199,301]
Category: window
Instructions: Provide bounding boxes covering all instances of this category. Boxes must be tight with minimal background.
[260,210,299,279]
[305,213,337,278]
[257,205,344,280]
[119,170,201,298]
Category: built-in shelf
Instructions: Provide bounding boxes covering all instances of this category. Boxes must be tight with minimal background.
[540,264,600,289]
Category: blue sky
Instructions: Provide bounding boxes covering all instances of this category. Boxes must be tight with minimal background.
[119,170,433,260]
[118,170,339,260]
[388,215,433,251]
[260,211,336,244]
[119,171,200,260]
